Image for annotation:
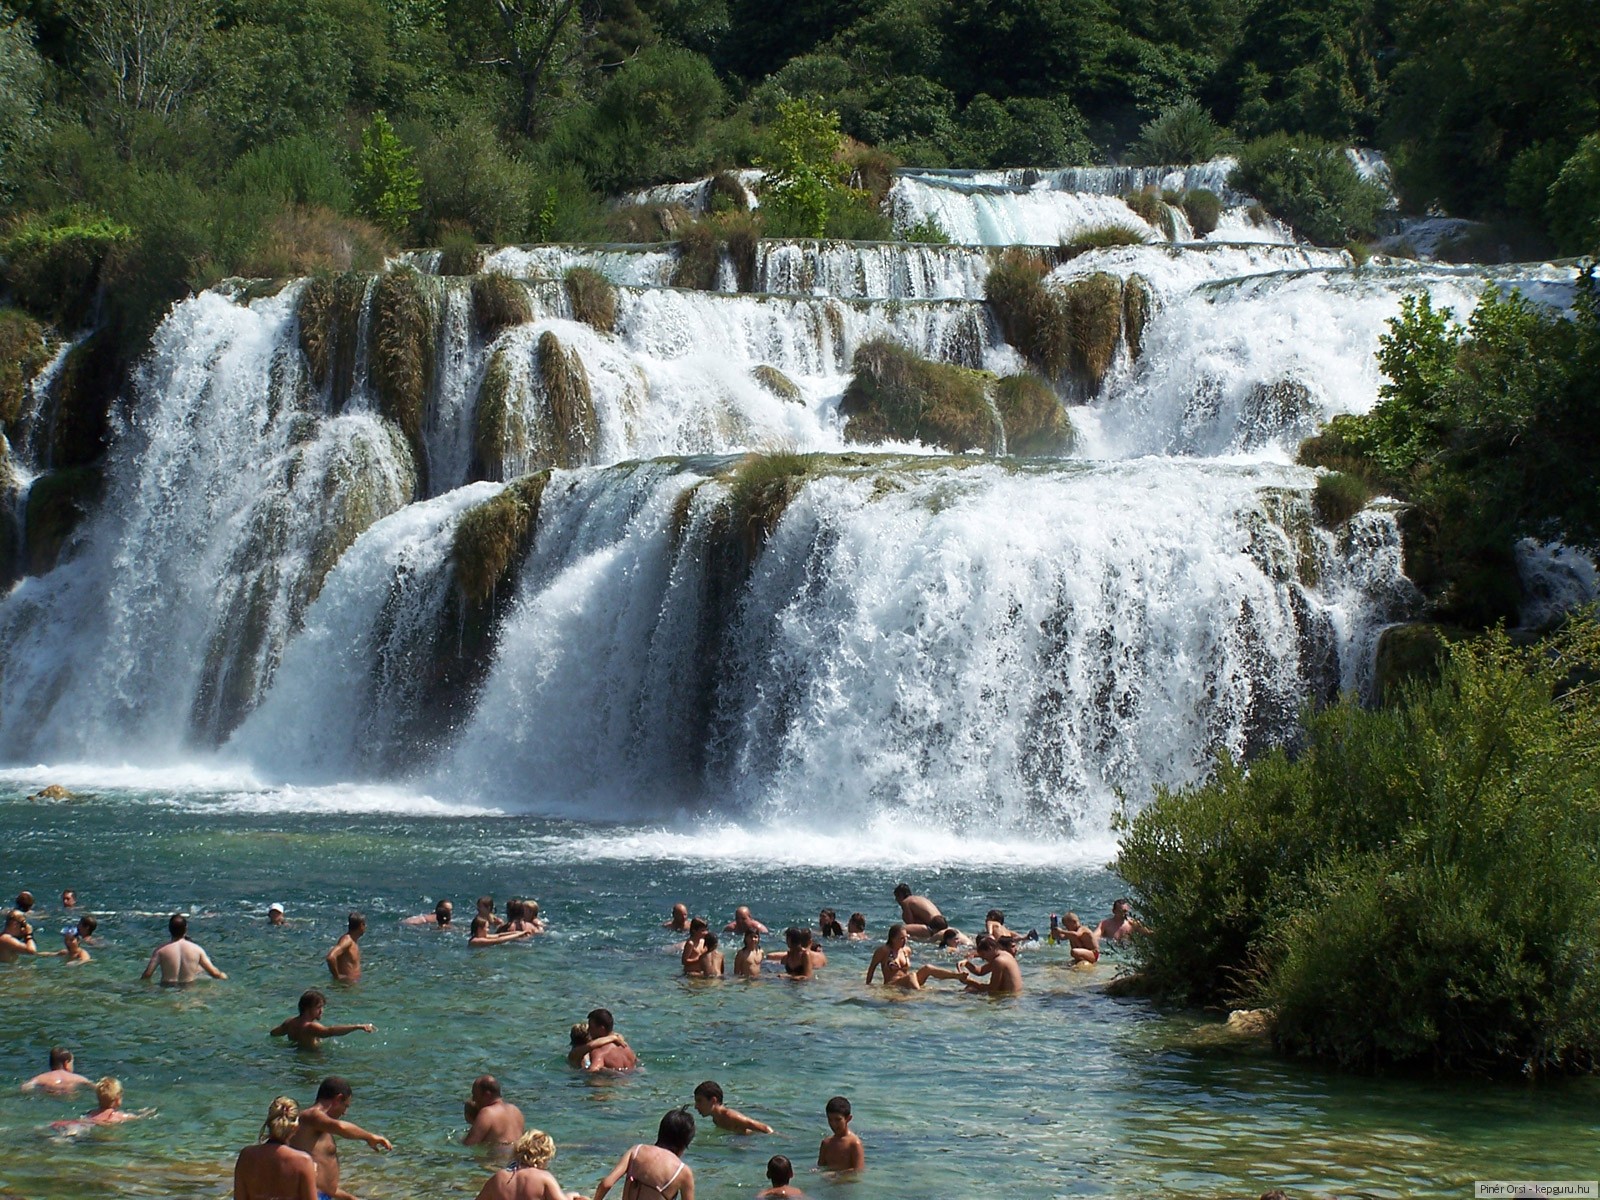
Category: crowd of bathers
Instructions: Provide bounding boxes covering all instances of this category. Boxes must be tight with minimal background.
[6,879,1150,1199]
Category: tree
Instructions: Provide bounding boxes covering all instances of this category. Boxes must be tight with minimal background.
[80,0,214,119]
[0,7,46,202]
[356,112,421,236]
[756,98,850,239]
[461,0,601,136]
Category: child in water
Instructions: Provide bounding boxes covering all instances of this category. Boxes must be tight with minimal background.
[756,1154,805,1197]
[817,1095,864,1171]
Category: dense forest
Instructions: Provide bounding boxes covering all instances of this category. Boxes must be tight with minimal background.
[2,0,1599,349]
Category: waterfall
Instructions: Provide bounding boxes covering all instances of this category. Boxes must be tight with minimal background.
[0,157,1582,833]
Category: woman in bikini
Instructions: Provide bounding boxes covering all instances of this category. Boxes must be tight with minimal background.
[476,1129,583,1200]
[865,924,965,990]
[594,1108,696,1200]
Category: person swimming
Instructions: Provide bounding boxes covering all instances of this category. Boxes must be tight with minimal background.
[593,1108,695,1200]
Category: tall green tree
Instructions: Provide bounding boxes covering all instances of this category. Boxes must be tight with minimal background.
[0,7,46,202]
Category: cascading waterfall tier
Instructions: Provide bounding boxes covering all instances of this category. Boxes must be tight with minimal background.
[0,155,1581,834]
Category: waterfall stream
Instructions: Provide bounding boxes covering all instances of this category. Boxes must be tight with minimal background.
[0,164,1579,834]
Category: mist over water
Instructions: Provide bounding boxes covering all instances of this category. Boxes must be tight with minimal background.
[0,163,1580,850]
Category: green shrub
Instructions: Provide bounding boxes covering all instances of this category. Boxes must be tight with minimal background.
[1181,189,1222,236]
[416,117,538,244]
[563,267,617,332]
[1127,100,1234,166]
[1230,134,1386,246]
[470,274,531,341]
[0,307,51,428]
[1,210,133,327]
[1346,240,1372,266]
[1310,470,1371,528]
[840,339,1000,453]
[901,216,950,244]
[822,189,892,240]
[1059,224,1148,260]
[436,224,483,276]
[1124,187,1176,238]
[671,221,721,290]
[985,250,1069,379]
[355,113,421,239]
[994,374,1072,456]
[843,141,900,208]
[757,99,852,239]
[226,134,354,213]
[1372,621,1455,699]
[1546,134,1600,257]
[1116,619,1600,1075]
[707,169,750,214]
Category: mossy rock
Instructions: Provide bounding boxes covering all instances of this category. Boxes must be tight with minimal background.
[840,339,1001,454]
[1122,275,1153,361]
[1124,188,1177,239]
[0,212,132,328]
[471,346,522,481]
[722,215,760,293]
[453,471,551,606]
[708,170,750,214]
[1374,622,1461,700]
[0,308,53,431]
[536,331,598,469]
[369,267,435,494]
[1061,272,1124,392]
[471,274,532,342]
[1311,470,1372,529]
[0,449,19,589]
[297,273,369,407]
[24,465,103,575]
[564,267,617,332]
[1181,189,1222,236]
[671,222,721,291]
[751,365,803,404]
[47,332,120,469]
[721,452,818,558]
[994,374,1073,456]
[986,250,1070,380]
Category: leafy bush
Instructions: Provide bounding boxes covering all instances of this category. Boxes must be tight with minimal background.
[1,210,133,327]
[1310,470,1371,528]
[436,224,482,276]
[901,216,950,244]
[1230,134,1386,245]
[1116,619,1600,1076]
[757,99,853,240]
[356,114,421,238]
[1546,134,1600,257]
[226,134,354,213]
[1128,100,1234,166]
[840,339,1000,453]
[416,117,539,244]
[1124,187,1177,238]
[1181,189,1222,236]
[955,93,1095,168]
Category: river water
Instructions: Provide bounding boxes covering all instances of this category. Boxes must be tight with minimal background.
[3,778,1597,1199]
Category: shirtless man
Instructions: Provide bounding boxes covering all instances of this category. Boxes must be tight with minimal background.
[235,1096,318,1200]
[723,906,769,935]
[567,1008,637,1072]
[289,1076,392,1200]
[733,930,764,977]
[60,923,91,964]
[475,896,504,932]
[682,928,724,977]
[326,913,366,982]
[61,889,77,909]
[865,924,964,990]
[271,989,376,1050]
[959,934,1024,994]
[402,900,453,928]
[463,1075,524,1148]
[1096,898,1148,943]
[22,1047,91,1093]
[15,890,34,914]
[0,909,39,963]
[141,913,226,983]
[1050,912,1102,963]
[662,903,691,932]
[892,884,949,941]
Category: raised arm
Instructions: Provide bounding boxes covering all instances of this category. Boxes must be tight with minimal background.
[320,1022,374,1039]
[566,1031,623,1068]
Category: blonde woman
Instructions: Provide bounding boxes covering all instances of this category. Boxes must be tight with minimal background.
[234,1096,317,1200]
[476,1129,586,1200]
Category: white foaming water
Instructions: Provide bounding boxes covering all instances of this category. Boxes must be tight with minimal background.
[750,241,992,299]
[437,458,1411,832]
[477,245,678,286]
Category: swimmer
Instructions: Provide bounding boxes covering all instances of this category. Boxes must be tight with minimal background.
[271,989,375,1050]
[865,924,964,990]
[985,909,1038,953]
[325,912,366,982]
[504,900,545,935]
[800,928,827,969]
[234,1096,318,1200]
[1,909,40,963]
[75,913,101,945]
[593,1107,695,1200]
[934,927,974,952]
[733,930,764,977]
[402,899,453,928]
[771,928,816,979]
[469,916,532,947]
[692,1080,773,1134]
[267,903,287,926]
[1096,898,1148,943]
[662,903,691,932]
[1049,912,1101,963]
[567,1008,637,1072]
[756,1154,804,1198]
[680,918,709,971]
[683,933,724,978]
[56,1077,139,1126]
[723,906,769,935]
[288,1076,392,1200]
[61,889,77,909]
[463,1075,525,1148]
[892,884,949,940]
[476,1128,583,1200]
[475,896,505,932]
[816,909,844,938]
[60,923,91,964]
[21,1047,92,1093]
[959,934,1024,994]
[140,913,226,984]
[15,890,34,914]
[817,1096,864,1172]
[846,913,868,940]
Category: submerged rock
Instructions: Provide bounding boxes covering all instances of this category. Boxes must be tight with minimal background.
[25,783,75,802]
[750,365,803,404]
[1240,378,1320,451]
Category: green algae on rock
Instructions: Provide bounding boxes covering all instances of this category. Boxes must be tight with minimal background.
[840,340,1001,454]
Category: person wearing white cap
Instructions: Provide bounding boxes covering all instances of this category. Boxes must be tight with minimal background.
[267,904,286,926]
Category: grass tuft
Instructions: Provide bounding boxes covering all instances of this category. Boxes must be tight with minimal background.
[840,339,1000,453]
[563,267,617,332]
[994,374,1073,456]
[470,273,532,341]
[452,472,550,606]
